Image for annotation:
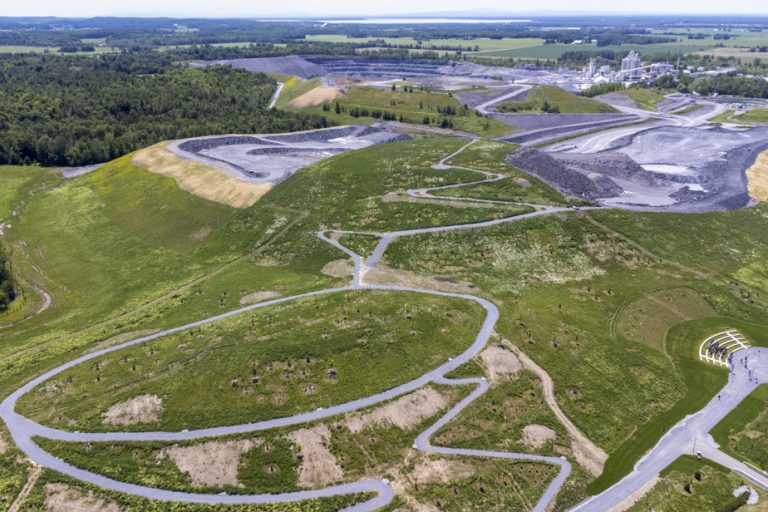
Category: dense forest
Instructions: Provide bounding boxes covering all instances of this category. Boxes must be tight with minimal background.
[0,53,330,166]
[655,73,768,97]
[0,244,15,312]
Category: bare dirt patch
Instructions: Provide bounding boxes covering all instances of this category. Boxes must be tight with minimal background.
[747,149,768,201]
[346,388,450,433]
[132,142,271,208]
[479,344,522,383]
[363,263,478,295]
[240,290,282,305]
[504,339,608,476]
[321,258,353,278]
[522,424,556,449]
[410,458,475,485]
[0,433,6,455]
[44,483,123,512]
[101,394,163,426]
[162,439,259,488]
[286,424,343,488]
[513,177,532,188]
[612,475,660,512]
[287,87,344,109]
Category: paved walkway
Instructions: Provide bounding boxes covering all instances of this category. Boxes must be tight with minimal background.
[571,347,768,511]
[0,140,574,512]
[3,135,763,512]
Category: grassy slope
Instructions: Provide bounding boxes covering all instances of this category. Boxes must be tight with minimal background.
[434,140,568,205]
[615,88,670,111]
[498,86,618,114]
[18,290,483,432]
[9,136,520,425]
[629,456,766,511]
[711,384,768,471]
[288,85,512,137]
[385,202,768,496]
[737,108,768,124]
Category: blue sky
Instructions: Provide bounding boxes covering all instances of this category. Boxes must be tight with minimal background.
[4,0,766,17]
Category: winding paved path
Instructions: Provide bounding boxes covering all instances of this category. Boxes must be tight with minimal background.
[1,140,573,511]
[572,348,768,511]
[2,136,764,512]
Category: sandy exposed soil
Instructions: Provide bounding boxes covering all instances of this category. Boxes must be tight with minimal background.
[286,424,343,488]
[239,290,281,305]
[132,142,271,208]
[346,388,449,433]
[363,263,478,295]
[101,394,164,426]
[287,87,343,108]
[747,149,768,201]
[522,424,556,450]
[44,483,123,512]
[410,458,475,484]
[321,259,354,278]
[611,475,660,512]
[479,344,522,383]
[0,433,6,455]
[162,439,259,488]
[504,340,608,477]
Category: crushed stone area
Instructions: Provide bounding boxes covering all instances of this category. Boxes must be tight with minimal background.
[192,55,326,79]
[498,114,639,144]
[170,125,409,185]
[512,124,768,212]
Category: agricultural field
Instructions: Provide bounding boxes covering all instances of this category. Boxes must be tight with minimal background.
[304,35,546,52]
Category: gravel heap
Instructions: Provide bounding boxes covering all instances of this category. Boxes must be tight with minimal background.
[508,147,621,199]
[178,136,278,153]
[553,153,670,187]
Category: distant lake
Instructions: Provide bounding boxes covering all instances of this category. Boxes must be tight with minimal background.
[321,18,532,24]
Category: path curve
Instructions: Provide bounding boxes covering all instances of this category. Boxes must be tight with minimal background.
[1,139,578,511]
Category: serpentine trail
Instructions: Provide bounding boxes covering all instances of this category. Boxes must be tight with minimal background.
[4,134,765,511]
[0,138,575,511]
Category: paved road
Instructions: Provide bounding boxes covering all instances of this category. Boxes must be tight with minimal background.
[475,84,533,115]
[571,347,768,511]
[550,96,727,154]
[0,140,572,511]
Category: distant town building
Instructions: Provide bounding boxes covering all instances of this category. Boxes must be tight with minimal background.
[600,64,611,76]
[621,51,642,80]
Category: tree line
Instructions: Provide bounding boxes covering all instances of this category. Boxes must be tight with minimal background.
[0,244,15,312]
[0,53,330,167]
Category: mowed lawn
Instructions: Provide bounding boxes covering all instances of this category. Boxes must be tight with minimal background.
[711,384,768,471]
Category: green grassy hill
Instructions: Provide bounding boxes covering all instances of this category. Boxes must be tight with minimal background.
[498,86,618,114]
